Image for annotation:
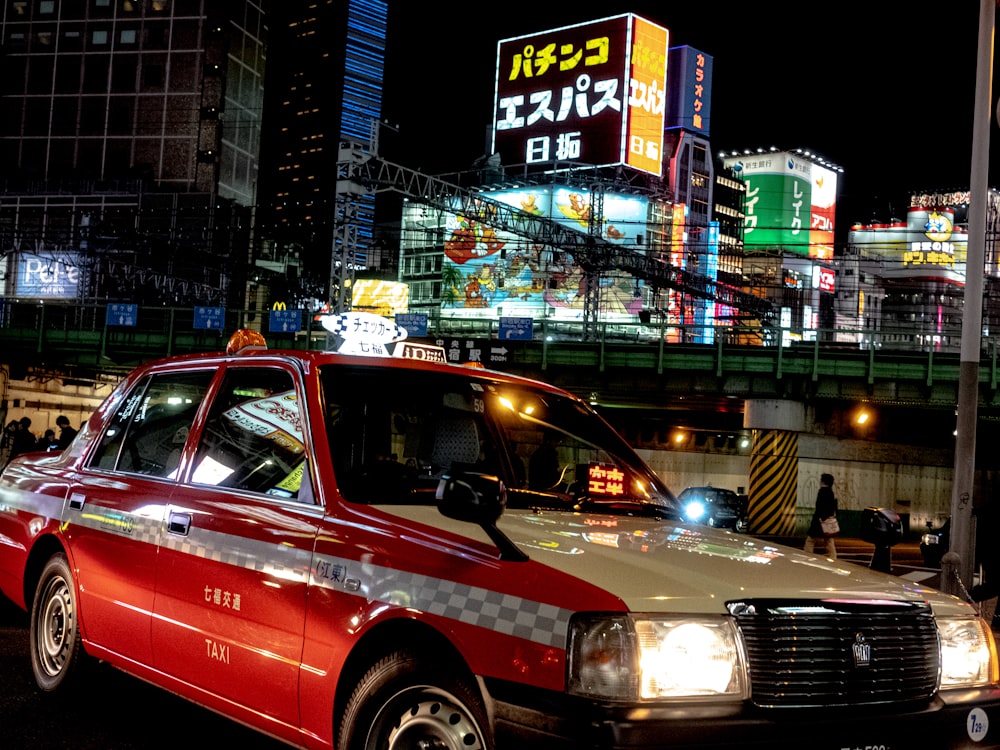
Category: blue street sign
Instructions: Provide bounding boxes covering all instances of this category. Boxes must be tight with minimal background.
[106,303,138,327]
[498,316,533,341]
[193,306,225,330]
[269,308,301,333]
[395,312,428,337]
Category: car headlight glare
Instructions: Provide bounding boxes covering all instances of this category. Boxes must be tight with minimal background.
[683,501,706,522]
[568,615,748,701]
[938,616,998,688]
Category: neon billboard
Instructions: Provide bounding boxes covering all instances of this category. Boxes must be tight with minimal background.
[493,14,668,175]
[666,45,713,137]
[723,151,839,259]
[16,253,80,298]
[848,207,967,284]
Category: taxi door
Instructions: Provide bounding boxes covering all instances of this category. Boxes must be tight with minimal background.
[69,369,214,664]
[151,363,318,727]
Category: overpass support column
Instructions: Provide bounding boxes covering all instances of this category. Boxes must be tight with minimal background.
[745,400,806,536]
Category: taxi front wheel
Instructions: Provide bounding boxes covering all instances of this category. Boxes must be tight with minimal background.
[338,648,493,750]
[30,553,87,691]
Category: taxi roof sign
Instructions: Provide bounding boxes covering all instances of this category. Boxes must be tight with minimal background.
[320,311,408,356]
[318,312,447,361]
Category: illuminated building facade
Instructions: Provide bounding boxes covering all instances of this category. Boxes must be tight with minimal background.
[847,203,975,351]
[0,0,266,305]
[716,148,842,342]
[256,0,388,302]
[0,0,265,198]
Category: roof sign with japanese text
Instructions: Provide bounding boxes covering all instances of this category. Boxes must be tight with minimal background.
[493,14,668,176]
[321,312,447,361]
[321,311,408,357]
[666,45,713,137]
[722,151,839,260]
[847,207,967,284]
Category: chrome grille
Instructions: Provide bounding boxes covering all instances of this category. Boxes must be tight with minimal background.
[730,599,939,708]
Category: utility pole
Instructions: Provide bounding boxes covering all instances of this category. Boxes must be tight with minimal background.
[946,0,994,593]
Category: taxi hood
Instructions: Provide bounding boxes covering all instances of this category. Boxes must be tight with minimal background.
[498,508,960,613]
[381,502,967,618]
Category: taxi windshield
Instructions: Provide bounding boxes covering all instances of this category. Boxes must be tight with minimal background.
[320,365,679,518]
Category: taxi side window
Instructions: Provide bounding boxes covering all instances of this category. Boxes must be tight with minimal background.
[89,370,213,477]
[189,367,310,501]
[324,367,499,504]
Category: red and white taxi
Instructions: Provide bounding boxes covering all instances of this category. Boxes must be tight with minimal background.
[1,313,999,749]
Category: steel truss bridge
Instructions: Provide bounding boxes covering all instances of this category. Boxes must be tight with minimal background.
[333,142,775,340]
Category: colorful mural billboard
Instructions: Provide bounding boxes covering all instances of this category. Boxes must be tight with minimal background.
[424,186,649,320]
[493,14,668,175]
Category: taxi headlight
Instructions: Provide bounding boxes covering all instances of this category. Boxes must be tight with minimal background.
[938,616,998,688]
[567,615,748,701]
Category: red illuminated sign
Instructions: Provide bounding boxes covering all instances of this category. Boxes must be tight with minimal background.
[587,463,625,496]
[493,14,668,176]
[818,267,835,293]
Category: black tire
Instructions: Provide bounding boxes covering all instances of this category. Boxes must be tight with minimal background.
[337,648,493,750]
[30,553,86,692]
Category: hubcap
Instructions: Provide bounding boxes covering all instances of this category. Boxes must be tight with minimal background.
[37,577,72,676]
[385,690,484,750]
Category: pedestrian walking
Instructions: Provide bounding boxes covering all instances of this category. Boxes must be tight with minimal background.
[56,415,78,450]
[804,472,839,560]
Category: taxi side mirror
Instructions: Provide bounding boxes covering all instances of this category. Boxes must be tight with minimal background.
[436,471,527,562]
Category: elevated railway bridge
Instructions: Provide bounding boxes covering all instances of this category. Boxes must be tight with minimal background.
[2,299,998,445]
[4,298,1000,538]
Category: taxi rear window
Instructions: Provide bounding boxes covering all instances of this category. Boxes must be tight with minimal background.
[189,366,311,501]
[89,370,214,477]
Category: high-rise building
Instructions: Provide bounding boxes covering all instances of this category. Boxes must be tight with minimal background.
[255,0,388,308]
[0,0,266,306]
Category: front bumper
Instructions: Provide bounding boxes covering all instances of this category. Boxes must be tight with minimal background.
[490,681,1000,749]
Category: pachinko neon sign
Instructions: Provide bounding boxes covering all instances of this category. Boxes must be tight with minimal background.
[493,14,668,176]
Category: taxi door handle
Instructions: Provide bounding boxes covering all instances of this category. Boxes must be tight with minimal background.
[167,511,191,536]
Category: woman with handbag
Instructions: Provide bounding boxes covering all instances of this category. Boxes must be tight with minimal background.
[804,473,839,560]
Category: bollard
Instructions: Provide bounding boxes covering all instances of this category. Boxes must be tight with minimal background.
[940,551,963,597]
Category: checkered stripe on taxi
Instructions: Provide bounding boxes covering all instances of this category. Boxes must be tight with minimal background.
[316,559,575,650]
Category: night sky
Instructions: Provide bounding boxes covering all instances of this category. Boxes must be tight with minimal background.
[382,1,1000,229]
